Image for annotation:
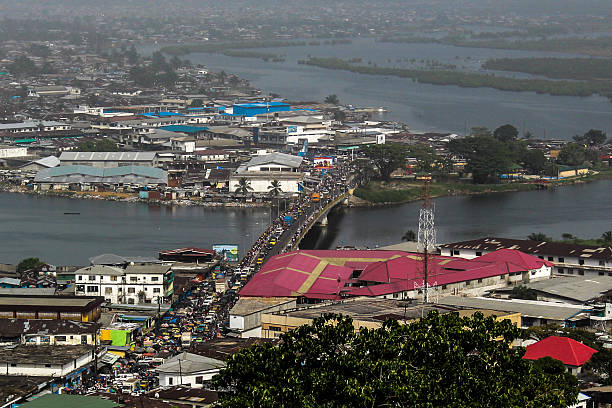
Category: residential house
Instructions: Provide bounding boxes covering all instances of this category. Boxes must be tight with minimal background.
[522,336,597,375]
[156,352,226,388]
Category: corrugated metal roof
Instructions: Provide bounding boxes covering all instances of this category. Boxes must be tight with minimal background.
[59,151,157,162]
[34,165,167,184]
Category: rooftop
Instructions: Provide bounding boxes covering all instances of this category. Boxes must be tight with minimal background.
[523,336,598,366]
[156,352,225,375]
[437,296,589,322]
[75,265,124,276]
[0,344,93,365]
[59,151,157,162]
[440,237,612,260]
[17,394,119,408]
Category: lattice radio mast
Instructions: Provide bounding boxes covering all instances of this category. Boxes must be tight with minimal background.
[417,178,436,303]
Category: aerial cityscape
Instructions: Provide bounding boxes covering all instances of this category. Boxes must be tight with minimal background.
[0,0,611,407]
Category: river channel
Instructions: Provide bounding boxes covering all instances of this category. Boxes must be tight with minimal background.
[3,180,612,265]
[302,179,612,251]
[0,193,269,266]
[141,38,612,140]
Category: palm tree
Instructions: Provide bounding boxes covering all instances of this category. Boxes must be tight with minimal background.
[235,177,253,197]
[268,180,282,219]
[402,230,416,242]
[602,231,612,243]
[527,233,551,242]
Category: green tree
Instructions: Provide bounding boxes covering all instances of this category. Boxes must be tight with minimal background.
[78,139,118,152]
[212,312,578,408]
[586,348,612,385]
[527,232,552,242]
[235,177,253,195]
[561,233,576,241]
[361,143,407,181]
[406,144,437,172]
[448,136,512,183]
[522,149,547,174]
[268,180,282,197]
[557,143,586,166]
[401,229,416,241]
[493,124,519,142]
[190,98,204,108]
[324,94,339,104]
[10,55,39,77]
[509,285,538,300]
[17,258,45,274]
[574,129,607,146]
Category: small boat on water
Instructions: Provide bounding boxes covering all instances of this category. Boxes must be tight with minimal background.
[64,212,81,215]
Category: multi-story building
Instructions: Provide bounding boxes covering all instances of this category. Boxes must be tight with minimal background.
[74,264,173,305]
[439,237,612,278]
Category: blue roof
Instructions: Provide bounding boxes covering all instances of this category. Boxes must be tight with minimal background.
[157,111,184,117]
[234,102,289,108]
[160,125,209,134]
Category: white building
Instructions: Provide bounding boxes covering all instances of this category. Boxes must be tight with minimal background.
[229,152,304,193]
[74,264,173,305]
[440,237,612,278]
[0,121,71,133]
[0,146,28,158]
[156,352,226,388]
[59,151,159,168]
[0,345,94,378]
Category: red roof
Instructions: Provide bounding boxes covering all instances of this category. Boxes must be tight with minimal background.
[239,252,353,300]
[475,249,555,269]
[240,248,553,299]
[523,336,598,366]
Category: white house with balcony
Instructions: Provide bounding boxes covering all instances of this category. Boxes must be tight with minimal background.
[74,264,173,305]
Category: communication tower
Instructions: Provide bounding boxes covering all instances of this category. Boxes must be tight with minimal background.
[417,178,437,303]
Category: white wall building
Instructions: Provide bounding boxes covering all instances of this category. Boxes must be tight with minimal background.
[74,264,173,304]
[0,345,94,378]
[156,352,226,388]
[230,152,304,193]
[0,146,27,158]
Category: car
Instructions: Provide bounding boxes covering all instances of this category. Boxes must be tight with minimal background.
[256,257,264,265]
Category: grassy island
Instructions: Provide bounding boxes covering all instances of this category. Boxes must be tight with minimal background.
[299,57,612,100]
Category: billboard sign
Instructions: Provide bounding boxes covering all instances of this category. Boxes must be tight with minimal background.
[213,244,239,262]
[314,156,334,169]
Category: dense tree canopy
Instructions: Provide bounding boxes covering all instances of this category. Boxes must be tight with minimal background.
[493,124,519,142]
[16,257,45,274]
[212,312,578,408]
[557,143,587,166]
[573,129,607,146]
[78,139,118,152]
[361,143,407,180]
[448,136,512,183]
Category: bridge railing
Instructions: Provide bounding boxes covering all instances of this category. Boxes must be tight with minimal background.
[290,192,349,251]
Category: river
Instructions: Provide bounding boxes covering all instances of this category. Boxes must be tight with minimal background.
[0,193,269,266]
[140,38,612,140]
[4,180,612,265]
[302,179,612,250]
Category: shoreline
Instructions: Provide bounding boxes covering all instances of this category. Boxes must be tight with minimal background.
[349,171,612,207]
[0,185,271,208]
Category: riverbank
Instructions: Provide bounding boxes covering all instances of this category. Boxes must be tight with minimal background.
[300,57,612,100]
[352,170,612,206]
[0,184,271,208]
